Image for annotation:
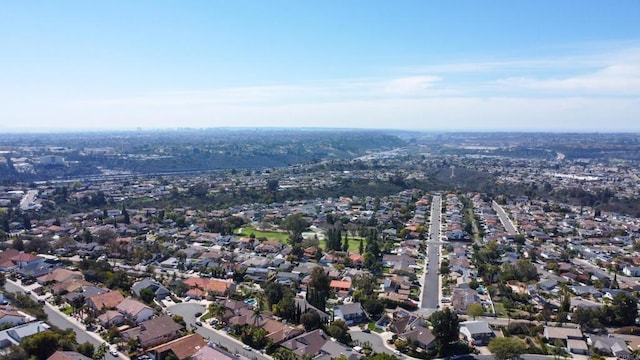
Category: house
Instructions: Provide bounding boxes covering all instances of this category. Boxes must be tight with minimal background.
[183,277,235,298]
[47,351,92,360]
[192,345,251,360]
[0,307,27,327]
[567,339,589,355]
[333,303,366,325]
[385,307,424,334]
[459,321,495,346]
[451,288,480,313]
[543,326,583,343]
[131,279,171,300]
[0,249,20,271]
[281,329,329,359]
[121,315,183,348]
[97,310,125,327]
[401,327,436,350]
[87,291,125,312]
[37,268,84,285]
[318,340,363,360]
[116,298,154,324]
[160,257,180,269]
[623,266,640,277]
[329,280,352,296]
[590,335,633,359]
[0,321,50,349]
[147,333,207,360]
[261,318,304,344]
[10,252,44,269]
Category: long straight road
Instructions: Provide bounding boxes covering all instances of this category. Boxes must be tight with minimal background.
[421,195,441,309]
[492,201,518,235]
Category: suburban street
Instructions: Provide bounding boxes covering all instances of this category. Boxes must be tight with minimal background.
[350,329,397,356]
[421,194,441,309]
[167,303,267,360]
[491,201,518,235]
[19,190,38,211]
[4,280,120,360]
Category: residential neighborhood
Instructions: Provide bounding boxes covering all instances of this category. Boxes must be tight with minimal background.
[1,132,640,360]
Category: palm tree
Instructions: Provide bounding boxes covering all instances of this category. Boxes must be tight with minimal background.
[252,306,263,327]
[212,302,228,322]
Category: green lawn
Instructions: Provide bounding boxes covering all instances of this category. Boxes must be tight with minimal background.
[320,237,362,253]
[61,306,74,316]
[236,226,290,243]
[493,302,506,317]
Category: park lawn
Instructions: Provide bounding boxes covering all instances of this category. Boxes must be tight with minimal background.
[320,237,362,253]
[236,226,290,243]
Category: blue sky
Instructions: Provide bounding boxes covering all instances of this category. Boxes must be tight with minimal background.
[2,1,639,132]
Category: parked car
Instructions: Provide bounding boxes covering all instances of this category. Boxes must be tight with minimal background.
[195,321,202,326]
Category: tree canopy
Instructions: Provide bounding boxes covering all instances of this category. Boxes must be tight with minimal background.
[488,337,527,360]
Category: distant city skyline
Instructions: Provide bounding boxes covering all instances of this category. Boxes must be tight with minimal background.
[2,1,639,132]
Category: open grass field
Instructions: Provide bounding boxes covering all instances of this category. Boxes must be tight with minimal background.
[319,237,362,253]
[236,226,290,243]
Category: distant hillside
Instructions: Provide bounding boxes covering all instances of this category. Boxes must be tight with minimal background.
[0,129,406,181]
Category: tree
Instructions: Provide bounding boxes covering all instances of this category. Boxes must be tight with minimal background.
[77,342,95,358]
[611,291,638,326]
[252,306,264,327]
[327,319,352,344]
[12,238,24,251]
[93,342,108,360]
[21,331,60,360]
[139,287,155,304]
[368,353,399,360]
[307,266,330,310]
[430,307,460,355]
[300,310,322,331]
[282,214,309,244]
[467,303,484,320]
[488,337,527,360]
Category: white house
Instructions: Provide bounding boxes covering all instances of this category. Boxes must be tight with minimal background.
[623,266,640,277]
[0,308,26,327]
[116,298,154,324]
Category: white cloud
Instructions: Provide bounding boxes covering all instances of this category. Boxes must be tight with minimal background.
[496,64,640,95]
[384,76,441,95]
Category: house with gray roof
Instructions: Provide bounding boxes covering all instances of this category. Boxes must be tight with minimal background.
[460,320,494,346]
[590,335,632,359]
[333,303,366,325]
[132,278,171,299]
[0,321,50,349]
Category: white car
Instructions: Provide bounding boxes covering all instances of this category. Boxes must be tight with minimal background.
[109,349,119,357]
[242,345,252,351]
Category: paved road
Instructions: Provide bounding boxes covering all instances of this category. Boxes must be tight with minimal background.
[167,303,267,360]
[351,329,396,356]
[4,281,120,360]
[421,195,441,309]
[491,201,518,235]
[19,190,38,211]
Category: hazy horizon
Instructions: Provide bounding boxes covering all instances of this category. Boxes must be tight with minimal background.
[3,1,639,132]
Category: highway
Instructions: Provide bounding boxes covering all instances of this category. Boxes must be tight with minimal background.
[491,201,518,235]
[421,194,441,309]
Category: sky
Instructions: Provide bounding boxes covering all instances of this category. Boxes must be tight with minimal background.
[1,1,640,132]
